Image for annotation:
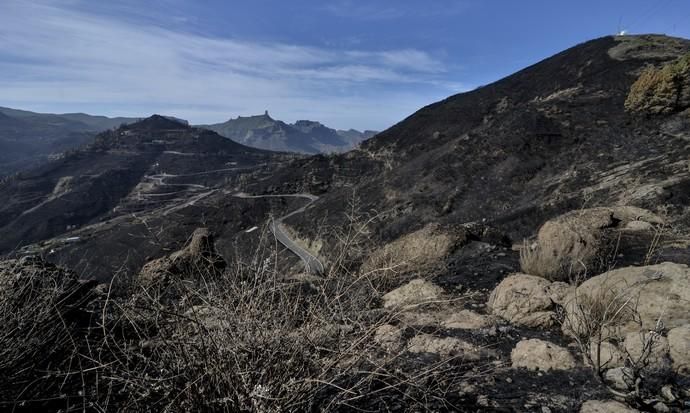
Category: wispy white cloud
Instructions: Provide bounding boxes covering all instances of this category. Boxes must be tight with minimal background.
[322,0,470,21]
[0,0,469,130]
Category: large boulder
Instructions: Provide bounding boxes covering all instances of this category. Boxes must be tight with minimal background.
[487,273,570,328]
[511,339,577,371]
[523,207,662,281]
[382,278,444,309]
[667,324,690,375]
[138,228,226,290]
[563,263,690,338]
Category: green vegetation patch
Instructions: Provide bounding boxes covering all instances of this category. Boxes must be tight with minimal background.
[625,53,690,115]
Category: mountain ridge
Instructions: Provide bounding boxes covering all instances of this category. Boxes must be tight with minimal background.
[199,112,376,154]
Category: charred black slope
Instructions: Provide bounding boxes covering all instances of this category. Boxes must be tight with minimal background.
[200,112,375,154]
[0,115,277,259]
[260,35,690,251]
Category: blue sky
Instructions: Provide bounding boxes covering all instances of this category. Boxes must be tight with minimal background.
[1,0,689,130]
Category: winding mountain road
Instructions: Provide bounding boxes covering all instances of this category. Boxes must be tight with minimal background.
[138,167,325,274]
[233,192,324,275]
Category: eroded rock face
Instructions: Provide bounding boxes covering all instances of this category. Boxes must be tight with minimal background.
[564,263,690,337]
[138,228,226,289]
[511,339,577,371]
[382,278,444,309]
[488,273,565,328]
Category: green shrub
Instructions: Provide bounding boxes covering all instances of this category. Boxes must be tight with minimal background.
[625,53,690,114]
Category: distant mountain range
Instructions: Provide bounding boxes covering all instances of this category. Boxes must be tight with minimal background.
[198,111,377,154]
[0,107,375,176]
[0,107,189,176]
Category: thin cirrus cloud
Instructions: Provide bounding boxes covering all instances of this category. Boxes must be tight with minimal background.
[0,0,468,130]
[322,0,469,20]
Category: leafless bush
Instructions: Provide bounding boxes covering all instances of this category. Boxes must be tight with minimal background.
[0,191,485,411]
[0,258,97,410]
[560,277,669,409]
[104,225,466,409]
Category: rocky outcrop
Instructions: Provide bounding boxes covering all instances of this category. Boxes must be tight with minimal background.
[511,339,577,371]
[488,273,572,328]
[564,263,690,337]
[138,228,226,290]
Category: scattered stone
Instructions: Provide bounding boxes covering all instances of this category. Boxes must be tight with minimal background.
[660,385,676,402]
[442,309,497,330]
[382,279,443,309]
[653,402,670,413]
[374,324,402,351]
[623,220,655,232]
[511,339,577,371]
[667,324,690,375]
[488,273,558,328]
[580,400,639,413]
[603,367,635,392]
[408,334,491,360]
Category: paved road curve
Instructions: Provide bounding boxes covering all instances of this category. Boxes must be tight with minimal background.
[233,192,325,275]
